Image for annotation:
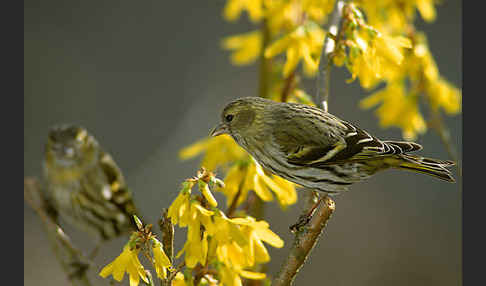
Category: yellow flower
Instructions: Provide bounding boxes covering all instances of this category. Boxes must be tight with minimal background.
[210,211,247,244]
[152,238,172,279]
[253,162,297,208]
[210,212,249,267]
[426,78,462,115]
[239,270,266,280]
[348,32,411,89]
[219,264,266,286]
[210,214,247,269]
[219,160,297,208]
[264,0,300,34]
[415,0,436,22]
[208,214,277,285]
[99,244,148,286]
[302,0,336,23]
[219,163,249,207]
[178,222,209,268]
[222,30,262,66]
[410,37,439,82]
[223,0,263,22]
[230,216,284,265]
[216,240,248,270]
[243,161,275,203]
[176,202,214,268]
[265,24,325,76]
[360,81,427,140]
[173,272,188,286]
[208,210,284,270]
[355,0,437,34]
[374,34,412,66]
[179,135,247,171]
[261,174,298,208]
[167,182,193,227]
[219,264,243,286]
[200,181,218,207]
[406,33,461,115]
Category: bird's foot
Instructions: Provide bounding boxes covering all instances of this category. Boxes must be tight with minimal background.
[289,213,313,233]
[289,193,328,233]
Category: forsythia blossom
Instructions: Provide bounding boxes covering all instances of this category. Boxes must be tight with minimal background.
[180,136,298,209]
[175,202,213,268]
[347,31,412,89]
[165,171,284,286]
[265,23,325,76]
[360,81,427,140]
[223,0,264,22]
[222,30,262,66]
[179,134,246,171]
[219,160,297,209]
[356,0,437,33]
[152,238,172,279]
[99,244,148,286]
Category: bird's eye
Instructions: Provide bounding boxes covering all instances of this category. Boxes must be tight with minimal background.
[225,114,234,122]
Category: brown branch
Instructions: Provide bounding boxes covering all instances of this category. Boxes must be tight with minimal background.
[281,70,297,103]
[258,19,272,99]
[272,196,335,286]
[159,209,175,263]
[226,184,244,218]
[24,177,93,286]
[315,0,345,111]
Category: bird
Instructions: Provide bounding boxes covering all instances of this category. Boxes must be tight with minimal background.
[43,124,139,245]
[210,97,455,194]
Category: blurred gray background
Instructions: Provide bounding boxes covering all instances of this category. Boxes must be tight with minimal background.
[24,0,462,285]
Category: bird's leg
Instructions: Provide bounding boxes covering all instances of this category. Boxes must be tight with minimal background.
[290,192,327,232]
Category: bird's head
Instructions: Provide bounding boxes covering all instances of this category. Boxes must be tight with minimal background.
[210,97,271,140]
[45,124,99,168]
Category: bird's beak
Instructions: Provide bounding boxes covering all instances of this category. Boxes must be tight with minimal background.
[210,123,228,137]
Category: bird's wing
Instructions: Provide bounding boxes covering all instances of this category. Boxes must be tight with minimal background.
[271,111,421,167]
[98,150,138,217]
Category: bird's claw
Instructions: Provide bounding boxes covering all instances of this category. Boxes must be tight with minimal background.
[289,213,312,233]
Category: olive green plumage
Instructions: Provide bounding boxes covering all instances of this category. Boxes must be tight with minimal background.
[211,97,454,193]
[43,125,139,241]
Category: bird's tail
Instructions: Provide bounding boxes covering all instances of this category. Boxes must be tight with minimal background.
[393,154,455,182]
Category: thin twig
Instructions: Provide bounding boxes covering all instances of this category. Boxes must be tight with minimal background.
[226,183,244,218]
[315,0,345,111]
[158,210,174,285]
[281,70,297,103]
[159,209,175,263]
[24,177,93,286]
[272,196,335,286]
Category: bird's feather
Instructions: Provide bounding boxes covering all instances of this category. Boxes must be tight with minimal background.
[269,105,424,167]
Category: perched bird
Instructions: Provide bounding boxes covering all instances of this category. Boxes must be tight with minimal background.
[210,97,454,193]
[43,125,139,242]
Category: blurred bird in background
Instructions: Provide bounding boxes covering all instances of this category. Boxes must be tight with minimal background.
[43,125,139,257]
